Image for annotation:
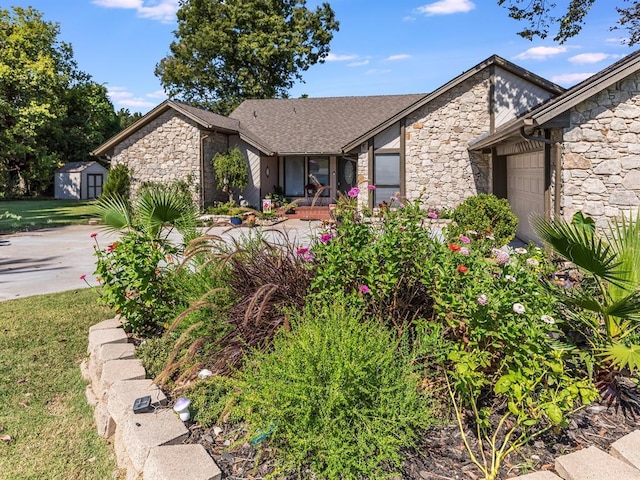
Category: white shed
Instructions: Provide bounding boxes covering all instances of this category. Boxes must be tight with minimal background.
[54,161,108,200]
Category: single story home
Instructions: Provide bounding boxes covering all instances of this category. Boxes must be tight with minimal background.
[92,50,640,243]
[54,161,108,200]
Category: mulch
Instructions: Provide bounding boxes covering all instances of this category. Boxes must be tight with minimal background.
[183,400,639,480]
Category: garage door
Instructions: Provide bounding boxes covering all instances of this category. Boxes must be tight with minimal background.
[507,151,544,244]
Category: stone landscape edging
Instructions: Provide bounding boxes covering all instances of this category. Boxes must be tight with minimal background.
[81,318,640,480]
[81,317,222,480]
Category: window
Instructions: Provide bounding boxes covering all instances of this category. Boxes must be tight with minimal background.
[373,153,400,205]
[284,156,305,196]
[308,156,329,196]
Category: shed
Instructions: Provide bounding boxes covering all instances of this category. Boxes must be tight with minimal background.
[54,161,108,200]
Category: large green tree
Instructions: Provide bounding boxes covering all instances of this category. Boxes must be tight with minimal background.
[498,0,640,45]
[0,6,119,197]
[155,0,339,115]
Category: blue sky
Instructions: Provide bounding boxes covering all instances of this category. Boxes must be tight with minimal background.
[7,0,635,114]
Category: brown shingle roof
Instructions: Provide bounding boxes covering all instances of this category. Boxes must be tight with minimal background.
[230,94,427,155]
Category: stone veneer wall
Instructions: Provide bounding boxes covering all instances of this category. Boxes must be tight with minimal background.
[111,110,203,206]
[561,71,640,227]
[404,70,492,209]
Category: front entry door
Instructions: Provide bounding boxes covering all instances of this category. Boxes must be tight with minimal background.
[337,157,357,195]
[260,157,278,199]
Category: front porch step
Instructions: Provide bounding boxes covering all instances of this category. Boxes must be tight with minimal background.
[287,206,333,221]
[555,445,640,480]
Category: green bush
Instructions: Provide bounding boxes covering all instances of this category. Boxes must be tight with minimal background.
[237,296,436,479]
[186,376,238,428]
[101,164,131,200]
[136,336,175,378]
[448,194,518,248]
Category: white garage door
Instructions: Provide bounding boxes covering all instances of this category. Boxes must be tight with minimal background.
[507,151,544,244]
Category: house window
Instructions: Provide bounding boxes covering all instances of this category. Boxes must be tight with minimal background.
[284,156,330,197]
[284,156,305,196]
[373,153,401,205]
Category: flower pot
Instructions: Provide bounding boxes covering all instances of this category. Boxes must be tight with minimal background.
[230,217,242,225]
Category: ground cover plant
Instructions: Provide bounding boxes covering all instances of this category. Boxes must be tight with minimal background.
[96,192,632,479]
[0,289,117,479]
[0,199,95,233]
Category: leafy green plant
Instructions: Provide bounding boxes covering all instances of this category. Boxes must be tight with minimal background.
[212,147,248,203]
[186,376,238,428]
[101,163,131,200]
[237,296,436,479]
[447,194,518,249]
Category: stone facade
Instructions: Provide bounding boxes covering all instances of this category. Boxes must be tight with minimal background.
[112,110,228,208]
[404,70,492,210]
[560,71,640,226]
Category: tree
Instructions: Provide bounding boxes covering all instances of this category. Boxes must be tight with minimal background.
[498,0,640,45]
[155,0,339,115]
[212,147,249,203]
[0,6,119,197]
[116,108,143,130]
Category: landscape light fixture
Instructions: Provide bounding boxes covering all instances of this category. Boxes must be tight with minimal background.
[173,397,191,421]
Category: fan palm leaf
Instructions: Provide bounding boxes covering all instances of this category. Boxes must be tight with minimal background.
[135,185,198,241]
[531,215,626,288]
[601,342,640,373]
[607,210,640,303]
[93,194,134,233]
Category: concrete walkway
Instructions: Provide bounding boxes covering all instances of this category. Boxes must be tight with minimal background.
[0,220,324,302]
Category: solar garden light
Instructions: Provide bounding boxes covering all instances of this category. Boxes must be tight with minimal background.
[173,397,191,422]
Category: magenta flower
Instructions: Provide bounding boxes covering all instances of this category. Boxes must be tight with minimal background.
[460,235,471,244]
[320,232,333,243]
[296,247,309,255]
[427,211,438,219]
[303,252,314,262]
[367,184,376,190]
[80,274,87,281]
[347,187,360,198]
[90,232,97,238]
[359,285,371,294]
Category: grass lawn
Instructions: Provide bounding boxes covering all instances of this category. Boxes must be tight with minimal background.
[0,199,97,233]
[0,289,119,480]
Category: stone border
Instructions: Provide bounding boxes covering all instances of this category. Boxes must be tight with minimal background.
[81,317,222,480]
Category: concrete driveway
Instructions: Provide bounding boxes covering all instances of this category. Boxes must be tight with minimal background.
[0,220,323,302]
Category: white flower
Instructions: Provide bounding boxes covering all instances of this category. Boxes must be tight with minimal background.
[541,315,555,324]
[526,258,539,267]
[513,303,526,314]
[515,247,527,254]
[477,294,488,305]
[459,247,470,256]
[505,274,516,282]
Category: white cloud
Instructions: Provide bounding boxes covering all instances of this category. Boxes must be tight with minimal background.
[403,16,417,22]
[569,52,616,64]
[417,0,475,16]
[348,59,370,67]
[385,54,411,61]
[326,53,358,62]
[108,86,156,108]
[605,37,629,46]
[146,89,167,98]
[364,69,392,75]
[551,72,594,85]
[92,0,179,23]
[514,46,568,60]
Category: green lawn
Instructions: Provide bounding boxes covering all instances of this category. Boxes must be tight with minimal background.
[0,289,119,480]
[0,199,98,233]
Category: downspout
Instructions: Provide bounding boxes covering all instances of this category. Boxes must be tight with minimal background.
[519,127,562,220]
[200,133,210,211]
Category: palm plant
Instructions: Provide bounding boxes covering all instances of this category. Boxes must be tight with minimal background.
[532,211,640,376]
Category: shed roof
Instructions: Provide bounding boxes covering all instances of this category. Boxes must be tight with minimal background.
[56,161,104,173]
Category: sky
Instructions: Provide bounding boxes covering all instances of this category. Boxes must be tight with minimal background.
[6,0,636,114]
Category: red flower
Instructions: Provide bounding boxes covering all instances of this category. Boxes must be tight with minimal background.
[80,274,87,280]
[90,232,97,238]
[448,243,461,252]
[457,265,468,274]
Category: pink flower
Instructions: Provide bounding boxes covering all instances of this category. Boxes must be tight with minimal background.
[296,247,309,255]
[477,294,488,305]
[80,274,87,281]
[90,232,97,238]
[427,211,438,219]
[359,285,371,294]
[367,185,377,190]
[398,202,405,208]
[492,248,510,265]
[460,235,471,244]
[459,247,470,256]
[303,253,314,262]
[347,187,360,198]
[320,232,332,244]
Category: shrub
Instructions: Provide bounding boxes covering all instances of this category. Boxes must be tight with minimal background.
[186,376,238,428]
[237,296,436,479]
[101,164,131,200]
[212,147,248,203]
[448,194,518,248]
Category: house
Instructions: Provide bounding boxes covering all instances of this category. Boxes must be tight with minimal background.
[54,161,108,200]
[92,51,640,242]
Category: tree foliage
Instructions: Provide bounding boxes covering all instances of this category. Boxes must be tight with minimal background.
[116,108,143,130]
[0,6,119,197]
[155,0,339,115]
[498,0,640,45]
[212,147,249,203]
